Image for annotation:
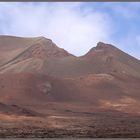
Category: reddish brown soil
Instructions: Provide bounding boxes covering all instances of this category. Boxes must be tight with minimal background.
[0,35,140,137]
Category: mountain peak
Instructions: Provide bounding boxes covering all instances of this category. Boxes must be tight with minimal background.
[96,42,106,48]
[96,42,114,50]
[83,42,119,59]
[35,36,52,42]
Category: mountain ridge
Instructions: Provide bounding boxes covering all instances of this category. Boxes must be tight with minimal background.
[0,35,140,116]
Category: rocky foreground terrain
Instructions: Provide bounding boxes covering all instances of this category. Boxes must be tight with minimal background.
[0,35,140,137]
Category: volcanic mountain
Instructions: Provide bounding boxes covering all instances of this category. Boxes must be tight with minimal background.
[0,35,140,116]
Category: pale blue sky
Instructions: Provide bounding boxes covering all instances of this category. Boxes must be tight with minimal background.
[0,2,140,59]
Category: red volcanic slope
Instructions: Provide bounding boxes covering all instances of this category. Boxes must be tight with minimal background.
[0,35,140,115]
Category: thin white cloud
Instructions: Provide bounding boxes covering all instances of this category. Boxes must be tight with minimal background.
[0,2,114,56]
